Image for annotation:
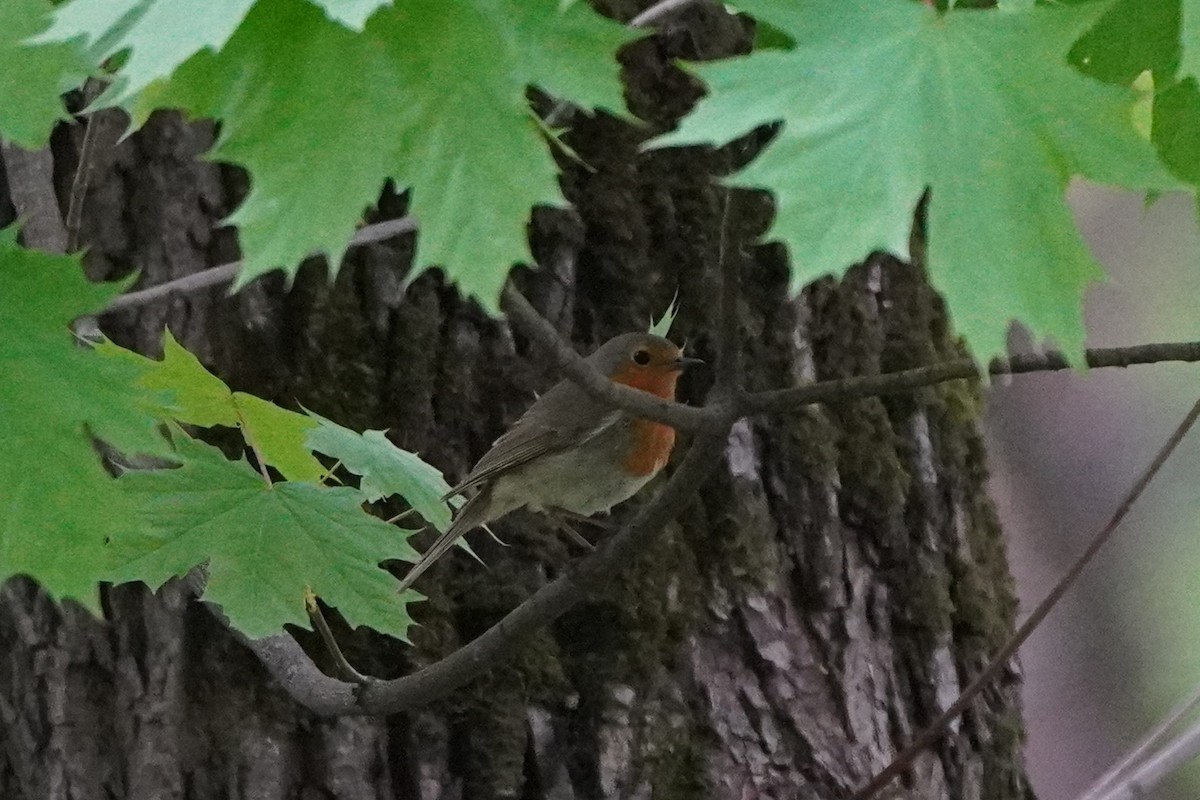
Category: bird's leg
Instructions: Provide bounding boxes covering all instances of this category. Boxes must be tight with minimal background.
[551,507,618,532]
[546,509,598,551]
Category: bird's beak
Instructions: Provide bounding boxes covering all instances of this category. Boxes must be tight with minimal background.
[670,356,704,371]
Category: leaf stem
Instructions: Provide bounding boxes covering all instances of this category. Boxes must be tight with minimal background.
[305,590,371,686]
[235,408,273,487]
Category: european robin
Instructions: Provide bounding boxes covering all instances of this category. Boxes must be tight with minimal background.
[397,332,701,592]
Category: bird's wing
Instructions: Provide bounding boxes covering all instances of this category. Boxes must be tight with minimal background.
[441,383,619,501]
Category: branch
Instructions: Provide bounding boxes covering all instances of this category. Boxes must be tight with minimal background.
[100,235,1200,429]
[1,141,68,253]
[101,248,1200,425]
[243,425,729,715]
[851,395,1200,800]
[102,216,418,314]
[104,261,242,313]
[1079,681,1200,800]
[740,341,1200,416]
[714,189,740,395]
[65,79,109,253]
[1087,712,1200,800]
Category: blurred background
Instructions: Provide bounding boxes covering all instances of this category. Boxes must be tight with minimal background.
[988,186,1200,799]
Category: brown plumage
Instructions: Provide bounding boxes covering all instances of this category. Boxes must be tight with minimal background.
[397,332,699,592]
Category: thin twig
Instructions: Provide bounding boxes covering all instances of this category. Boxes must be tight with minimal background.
[1079,681,1200,800]
[741,343,1200,415]
[105,262,242,313]
[65,79,108,253]
[98,233,1200,429]
[714,189,740,395]
[102,216,418,314]
[92,194,1200,416]
[851,396,1200,800]
[1088,714,1200,800]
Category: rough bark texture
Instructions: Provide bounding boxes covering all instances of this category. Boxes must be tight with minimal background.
[1,4,1031,799]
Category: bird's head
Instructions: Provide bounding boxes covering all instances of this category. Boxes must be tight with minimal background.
[589,332,703,399]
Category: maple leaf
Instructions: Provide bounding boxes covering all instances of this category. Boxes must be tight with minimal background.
[657,0,1182,360]
[87,0,635,309]
[306,415,456,532]
[1069,0,1180,85]
[0,0,89,146]
[99,331,325,482]
[308,0,390,29]
[0,230,169,609]
[36,0,257,104]
[1183,0,1200,79]
[35,0,392,104]
[113,434,419,640]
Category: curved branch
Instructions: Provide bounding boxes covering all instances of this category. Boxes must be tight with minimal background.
[501,284,720,431]
[244,425,729,716]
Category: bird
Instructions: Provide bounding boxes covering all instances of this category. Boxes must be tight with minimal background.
[397,331,701,593]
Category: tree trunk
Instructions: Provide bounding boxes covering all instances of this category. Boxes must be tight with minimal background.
[0,5,1031,799]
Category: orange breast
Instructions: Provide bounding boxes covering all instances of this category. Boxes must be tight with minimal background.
[625,419,676,476]
[611,364,681,477]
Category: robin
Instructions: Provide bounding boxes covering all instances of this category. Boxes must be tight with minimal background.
[397,332,702,592]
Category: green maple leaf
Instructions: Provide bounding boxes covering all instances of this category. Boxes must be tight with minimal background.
[36,0,258,104]
[1154,78,1200,184]
[35,0,391,104]
[656,0,1182,360]
[308,0,390,29]
[0,0,90,146]
[1069,0,1181,85]
[118,0,633,309]
[113,434,419,640]
[0,230,168,609]
[1183,0,1200,79]
[305,414,455,532]
[99,331,324,483]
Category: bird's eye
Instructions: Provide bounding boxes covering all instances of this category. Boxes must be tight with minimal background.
[632,349,651,366]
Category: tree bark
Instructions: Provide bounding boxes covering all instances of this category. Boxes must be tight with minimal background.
[0,5,1031,799]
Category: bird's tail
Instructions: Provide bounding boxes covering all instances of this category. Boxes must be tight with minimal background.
[397,489,493,593]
